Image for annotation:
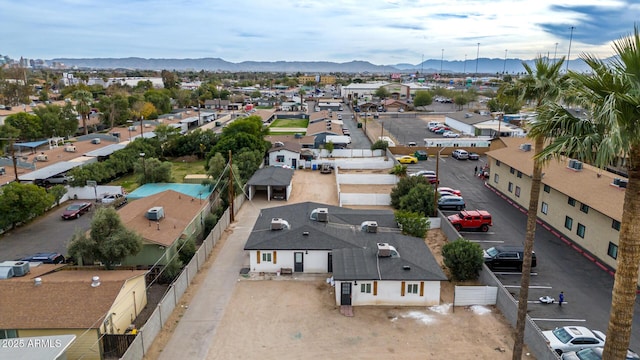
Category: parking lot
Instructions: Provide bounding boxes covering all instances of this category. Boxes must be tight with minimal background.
[388,146,640,350]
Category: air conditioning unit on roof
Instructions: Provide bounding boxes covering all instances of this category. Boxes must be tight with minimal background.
[146,207,165,221]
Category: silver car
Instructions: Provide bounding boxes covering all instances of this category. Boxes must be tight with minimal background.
[561,347,640,360]
[437,195,466,211]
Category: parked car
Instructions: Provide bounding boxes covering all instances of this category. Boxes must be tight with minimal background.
[438,195,466,210]
[451,149,469,160]
[396,155,418,164]
[407,141,417,147]
[434,127,451,134]
[44,174,74,185]
[442,131,460,138]
[20,252,65,264]
[423,174,439,184]
[320,163,333,174]
[447,210,492,232]
[483,246,536,271]
[61,202,92,220]
[543,326,606,355]
[101,193,128,208]
[561,347,640,360]
[468,152,480,160]
[410,170,436,177]
[413,150,428,160]
[437,187,461,196]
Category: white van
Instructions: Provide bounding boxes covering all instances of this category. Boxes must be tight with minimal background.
[427,121,442,131]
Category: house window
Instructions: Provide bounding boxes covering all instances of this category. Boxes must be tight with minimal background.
[541,202,548,215]
[276,155,285,163]
[544,185,550,193]
[565,216,573,230]
[515,186,521,197]
[508,182,513,192]
[510,167,515,174]
[517,171,523,178]
[262,253,272,262]
[580,203,589,214]
[496,160,501,166]
[612,219,621,231]
[407,284,419,294]
[608,242,618,259]
[361,283,372,293]
[0,329,17,339]
[568,197,576,206]
[577,223,586,238]
[494,174,499,183]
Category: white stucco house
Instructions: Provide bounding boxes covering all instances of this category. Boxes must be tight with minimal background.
[243,202,447,307]
[267,141,301,169]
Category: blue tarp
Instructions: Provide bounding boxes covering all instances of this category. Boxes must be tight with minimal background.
[127,183,213,200]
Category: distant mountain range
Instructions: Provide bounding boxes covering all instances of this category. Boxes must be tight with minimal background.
[49,56,594,74]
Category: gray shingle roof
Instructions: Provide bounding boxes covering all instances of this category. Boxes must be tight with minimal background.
[246,167,294,186]
[244,202,446,281]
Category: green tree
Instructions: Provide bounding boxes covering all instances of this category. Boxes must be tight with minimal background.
[532,27,640,359]
[177,238,196,264]
[371,139,389,151]
[68,207,143,269]
[161,70,180,90]
[375,86,390,99]
[324,141,335,155]
[511,55,568,359]
[206,152,227,181]
[5,112,42,140]
[154,123,182,157]
[134,157,172,184]
[442,238,484,281]
[73,89,93,135]
[97,93,130,129]
[235,149,263,182]
[250,90,262,99]
[398,183,435,216]
[0,182,54,230]
[48,185,67,207]
[413,90,433,107]
[144,89,172,114]
[394,210,430,238]
[390,175,432,209]
[453,94,469,110]
[389,164,408,177]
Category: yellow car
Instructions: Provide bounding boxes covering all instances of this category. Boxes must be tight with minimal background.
[396,155,418,164]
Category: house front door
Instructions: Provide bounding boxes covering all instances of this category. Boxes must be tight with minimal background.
[340,282,352,305]
[294,252,304,272]
[327,252,333,273]
[291,158,297,169]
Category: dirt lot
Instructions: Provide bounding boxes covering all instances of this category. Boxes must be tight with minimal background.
[147,170,533,359]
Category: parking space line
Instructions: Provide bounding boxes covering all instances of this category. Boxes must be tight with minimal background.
[468,240,504,243]
[459,231,496,235]
[504,285,549,288]
[531,317,583,322]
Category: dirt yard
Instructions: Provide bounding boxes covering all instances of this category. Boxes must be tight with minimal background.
[146,170,533,359]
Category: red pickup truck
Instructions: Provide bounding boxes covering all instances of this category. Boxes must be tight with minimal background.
[447,210,492,232]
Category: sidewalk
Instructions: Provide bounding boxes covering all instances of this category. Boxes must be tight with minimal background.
[157,201,261,360]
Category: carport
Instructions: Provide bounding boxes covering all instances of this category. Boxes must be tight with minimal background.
[12,140,49,154]
[18,161,84,182]
[84,143,127,161]
[246,167,294,201]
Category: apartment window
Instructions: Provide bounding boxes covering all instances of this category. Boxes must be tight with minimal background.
[276,155,285,163]
[612,219,621,231]
[580,204,589,214]
[510,167,515,174]
[494,174,499,183]
[608,242,618,259]
[517,171,523,178]
[262,253,272,262]
[360,283,372,294]
[577,223,586,238]
[508,182,513,192]
[568,197,576,206]
[564,216,573,230]
[496,160,501,166]
[541,202,548,215]
[544,185,550,193]
[515,186,521,197]
[407,284,419,294]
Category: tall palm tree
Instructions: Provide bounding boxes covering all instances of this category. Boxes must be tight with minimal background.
[532,26,640,360]
[73,90,92,135]
[511,56,568,359]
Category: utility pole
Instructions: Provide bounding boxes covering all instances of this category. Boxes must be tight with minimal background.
[440,49,444,75]
[566,26,575,72]
[503,49,508,75]
[463,54,467,74]
[475,43,480,77]
[228,150,234,222]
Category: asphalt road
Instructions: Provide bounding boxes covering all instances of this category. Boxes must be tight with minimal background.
[398,150,640,351]
[0,200,95,261]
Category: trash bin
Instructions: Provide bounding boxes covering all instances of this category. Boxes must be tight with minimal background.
[312,164,317,170]
[357,123,363,128]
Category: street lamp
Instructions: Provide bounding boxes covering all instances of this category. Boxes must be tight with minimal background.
[440,48,444,75]
[433,147,447,216]
[503,49,508,75]
[139,152,146,184]
[475,43,480,77]
[566,26,575,72]
[497,104,509,138]
[126,120,133,140]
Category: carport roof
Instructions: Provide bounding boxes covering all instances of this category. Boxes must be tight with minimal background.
[84,143,127,157]
[247,167,294,186]
[445,111,493,125]
[13,140,49,149]
[18,161,83,181]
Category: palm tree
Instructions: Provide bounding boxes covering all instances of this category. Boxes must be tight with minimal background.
[73,90,92,135]
[532,26,640,359]
[511,56,568,359]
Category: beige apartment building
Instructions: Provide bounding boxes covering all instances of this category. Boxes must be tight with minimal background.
[486,137,625,272]
[298,75,336,85]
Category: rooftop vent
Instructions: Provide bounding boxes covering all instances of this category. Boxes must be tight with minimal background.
[34,277,42,286]
[403,265,411,270]
[613,178,628,188]
[310,208,328,222]
[91,276,101,288]
[274,141,285,147]
[519,143,532,152]
[146,207,165,221]
[464,113,473,118]
[361,221,378,233]
[271,218,290,231]
[377,243,399,257]
[303,231,310,236]
[567,159,583,171]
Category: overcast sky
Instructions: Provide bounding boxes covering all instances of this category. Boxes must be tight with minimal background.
[1,0,636,64]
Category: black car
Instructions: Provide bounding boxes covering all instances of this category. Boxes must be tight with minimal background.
[20,252,65,264]
[483,246,536,271]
